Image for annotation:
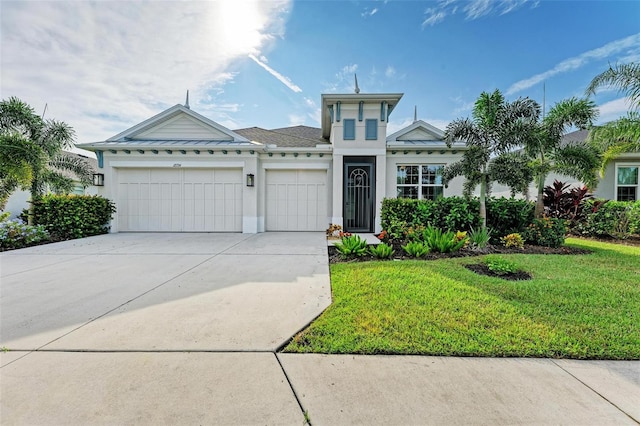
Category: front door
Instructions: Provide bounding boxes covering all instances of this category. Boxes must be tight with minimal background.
[343,157,375,232]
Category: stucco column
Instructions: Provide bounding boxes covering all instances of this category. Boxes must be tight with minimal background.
[242,155,259,233]
[331,153,343,227]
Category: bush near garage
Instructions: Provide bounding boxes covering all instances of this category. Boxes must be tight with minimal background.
[32,194,116,240]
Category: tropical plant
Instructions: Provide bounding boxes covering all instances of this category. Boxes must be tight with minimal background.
[523,97,600,218]
[468,226,491,249]
[500,233,524,249]
[523,217,566,248]
[402,241,430,258]
[334,235,369,258]
[0,97,93,222]
[586,62,640,109]
[0,218,50,250]
[586,63,640,175]
[543,180,592,221]
[484,255,519,276]
[421,225,467,253]
[443,89,539,229]
[369,243,394,259]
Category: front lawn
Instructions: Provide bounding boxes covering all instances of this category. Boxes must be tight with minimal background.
[284,238,640,359]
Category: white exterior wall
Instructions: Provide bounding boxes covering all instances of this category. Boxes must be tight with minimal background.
[385,152,466,199]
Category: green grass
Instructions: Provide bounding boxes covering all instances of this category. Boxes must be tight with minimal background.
[284,238,640,359]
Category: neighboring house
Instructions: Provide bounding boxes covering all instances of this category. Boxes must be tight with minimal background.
[78,92,467,233]
[3,152,98,219]
[560,129,640,202]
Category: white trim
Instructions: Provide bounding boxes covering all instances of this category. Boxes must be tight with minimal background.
[333,148,387,156]
[111,161,245,168]
[614,162,640,201]
[386,119,445,142]
[262,163,330,170]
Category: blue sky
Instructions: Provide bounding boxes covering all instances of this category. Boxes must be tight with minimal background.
[1,0,639,152]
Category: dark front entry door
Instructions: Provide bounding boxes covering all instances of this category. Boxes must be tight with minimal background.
[344,157,375,232]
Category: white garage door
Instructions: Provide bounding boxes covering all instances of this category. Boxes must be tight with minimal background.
[118,168,242,232]
[265,169,327,231]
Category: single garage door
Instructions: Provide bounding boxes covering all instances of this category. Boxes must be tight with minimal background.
[118,168,242,232]
[265,169,327,231]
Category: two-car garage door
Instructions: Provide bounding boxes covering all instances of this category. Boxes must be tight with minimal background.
[117,168,242,232]
[117,168,327,232]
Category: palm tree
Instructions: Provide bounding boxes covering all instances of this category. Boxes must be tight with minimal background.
[586,62,640,109]
[0,97,93,221]
[586,63,640,174]
[443,89,539,229]
[525,98,600,218]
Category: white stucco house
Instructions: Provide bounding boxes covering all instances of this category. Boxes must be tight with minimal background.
[78,92,469,233]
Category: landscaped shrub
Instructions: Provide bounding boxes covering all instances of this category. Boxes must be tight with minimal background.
[523,217,566,248]
[334,235,369,258]
[381,196,533,243]
[484,255,519,275]
[485,197,534,241]
[500,233,524,249]
[543,180,592,222]
[402,241,430,258]
[32,194,116,240]
[468,226,491,250]
[0,218,50,250]
[421,225,467,253]
[573,199,640,239]
[369,243,394,259]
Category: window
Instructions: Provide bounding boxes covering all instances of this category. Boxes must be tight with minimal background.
[365,119,377,140]
[397,165,444,200]
[343,119,355,140]
[617,165,639,201]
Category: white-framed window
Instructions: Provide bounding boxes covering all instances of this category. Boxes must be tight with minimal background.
[365,119,377,140]
[397,164,444,200]
[343,119,355,140]
[616,164,639,201]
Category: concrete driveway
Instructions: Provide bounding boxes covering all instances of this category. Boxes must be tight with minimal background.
[1,232,330,353]
[2,233,638,425]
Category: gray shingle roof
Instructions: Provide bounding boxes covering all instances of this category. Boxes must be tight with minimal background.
[561,129,590,145]
[234,126,329,148]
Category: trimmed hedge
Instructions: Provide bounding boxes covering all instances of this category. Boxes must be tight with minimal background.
[380,196,534,241]
[33,194,116,239]
[573,199,640,239]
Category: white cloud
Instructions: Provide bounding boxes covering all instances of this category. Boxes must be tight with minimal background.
[324,64,359,92]
[385,66,396,78]
[0,0,292,143]
[423,0,534,27]
[506,33,640,95]
[362,7,379,17]
[288,113,307,126]
[248,54,302,93]
[596,97,633,124]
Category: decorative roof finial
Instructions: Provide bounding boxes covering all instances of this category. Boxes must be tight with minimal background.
[354,74,360,94]
[414,105,417,122]
[185,90,190,109]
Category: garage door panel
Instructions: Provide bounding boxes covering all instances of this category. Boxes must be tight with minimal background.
[265,170,327,231]
[118,168,242,232]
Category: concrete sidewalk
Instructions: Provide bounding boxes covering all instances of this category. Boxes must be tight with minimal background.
[1,233,639,425]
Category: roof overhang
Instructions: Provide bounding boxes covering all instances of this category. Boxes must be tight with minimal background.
[321,93,404,139]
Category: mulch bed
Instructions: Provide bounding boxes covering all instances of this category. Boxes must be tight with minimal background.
[328,242,592,264]
[464,263,532,281]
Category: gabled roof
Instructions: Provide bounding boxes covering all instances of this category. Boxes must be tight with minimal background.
[386,119,444,143]
[560,129,590,146]
[107,104,249,142]
[269,125,327,144]
[234,126,329,148]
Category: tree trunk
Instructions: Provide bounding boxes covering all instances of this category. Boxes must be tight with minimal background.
[534,174,545,218]
[479,174,487,230]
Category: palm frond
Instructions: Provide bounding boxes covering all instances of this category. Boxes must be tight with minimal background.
[543,97,598,138]
[551,143,601,189]
[49,154,94,186]
[586,62,640,109]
